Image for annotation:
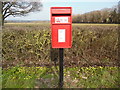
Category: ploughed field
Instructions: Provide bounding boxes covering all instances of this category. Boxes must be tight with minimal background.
[2,23,119,88]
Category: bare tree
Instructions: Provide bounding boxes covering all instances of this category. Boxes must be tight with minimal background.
[0,1,42,26]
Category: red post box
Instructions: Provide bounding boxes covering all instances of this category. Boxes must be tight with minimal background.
[51,7,72,48]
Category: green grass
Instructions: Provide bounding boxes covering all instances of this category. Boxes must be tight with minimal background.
[2,66,119,88]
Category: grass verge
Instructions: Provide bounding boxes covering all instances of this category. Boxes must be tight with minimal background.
[2,66,119,88]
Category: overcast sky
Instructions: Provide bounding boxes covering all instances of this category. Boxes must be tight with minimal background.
[6,0,119,21]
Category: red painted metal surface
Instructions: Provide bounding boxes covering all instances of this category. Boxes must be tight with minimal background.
[51,7,72,48]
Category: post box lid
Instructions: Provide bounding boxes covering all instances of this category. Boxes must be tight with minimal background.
[51,7,72,14]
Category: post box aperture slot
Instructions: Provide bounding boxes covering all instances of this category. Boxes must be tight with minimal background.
[52,14,71,16]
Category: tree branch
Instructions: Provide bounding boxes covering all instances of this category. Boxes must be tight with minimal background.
[2,2,43,21]
[3,2,13,17]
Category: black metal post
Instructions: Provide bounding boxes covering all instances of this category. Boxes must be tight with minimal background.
[59,48,64,88]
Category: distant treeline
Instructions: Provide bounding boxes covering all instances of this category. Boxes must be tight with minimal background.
[73,5,120,24]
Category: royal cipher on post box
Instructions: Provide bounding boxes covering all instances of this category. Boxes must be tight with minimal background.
[51,7,72,48]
